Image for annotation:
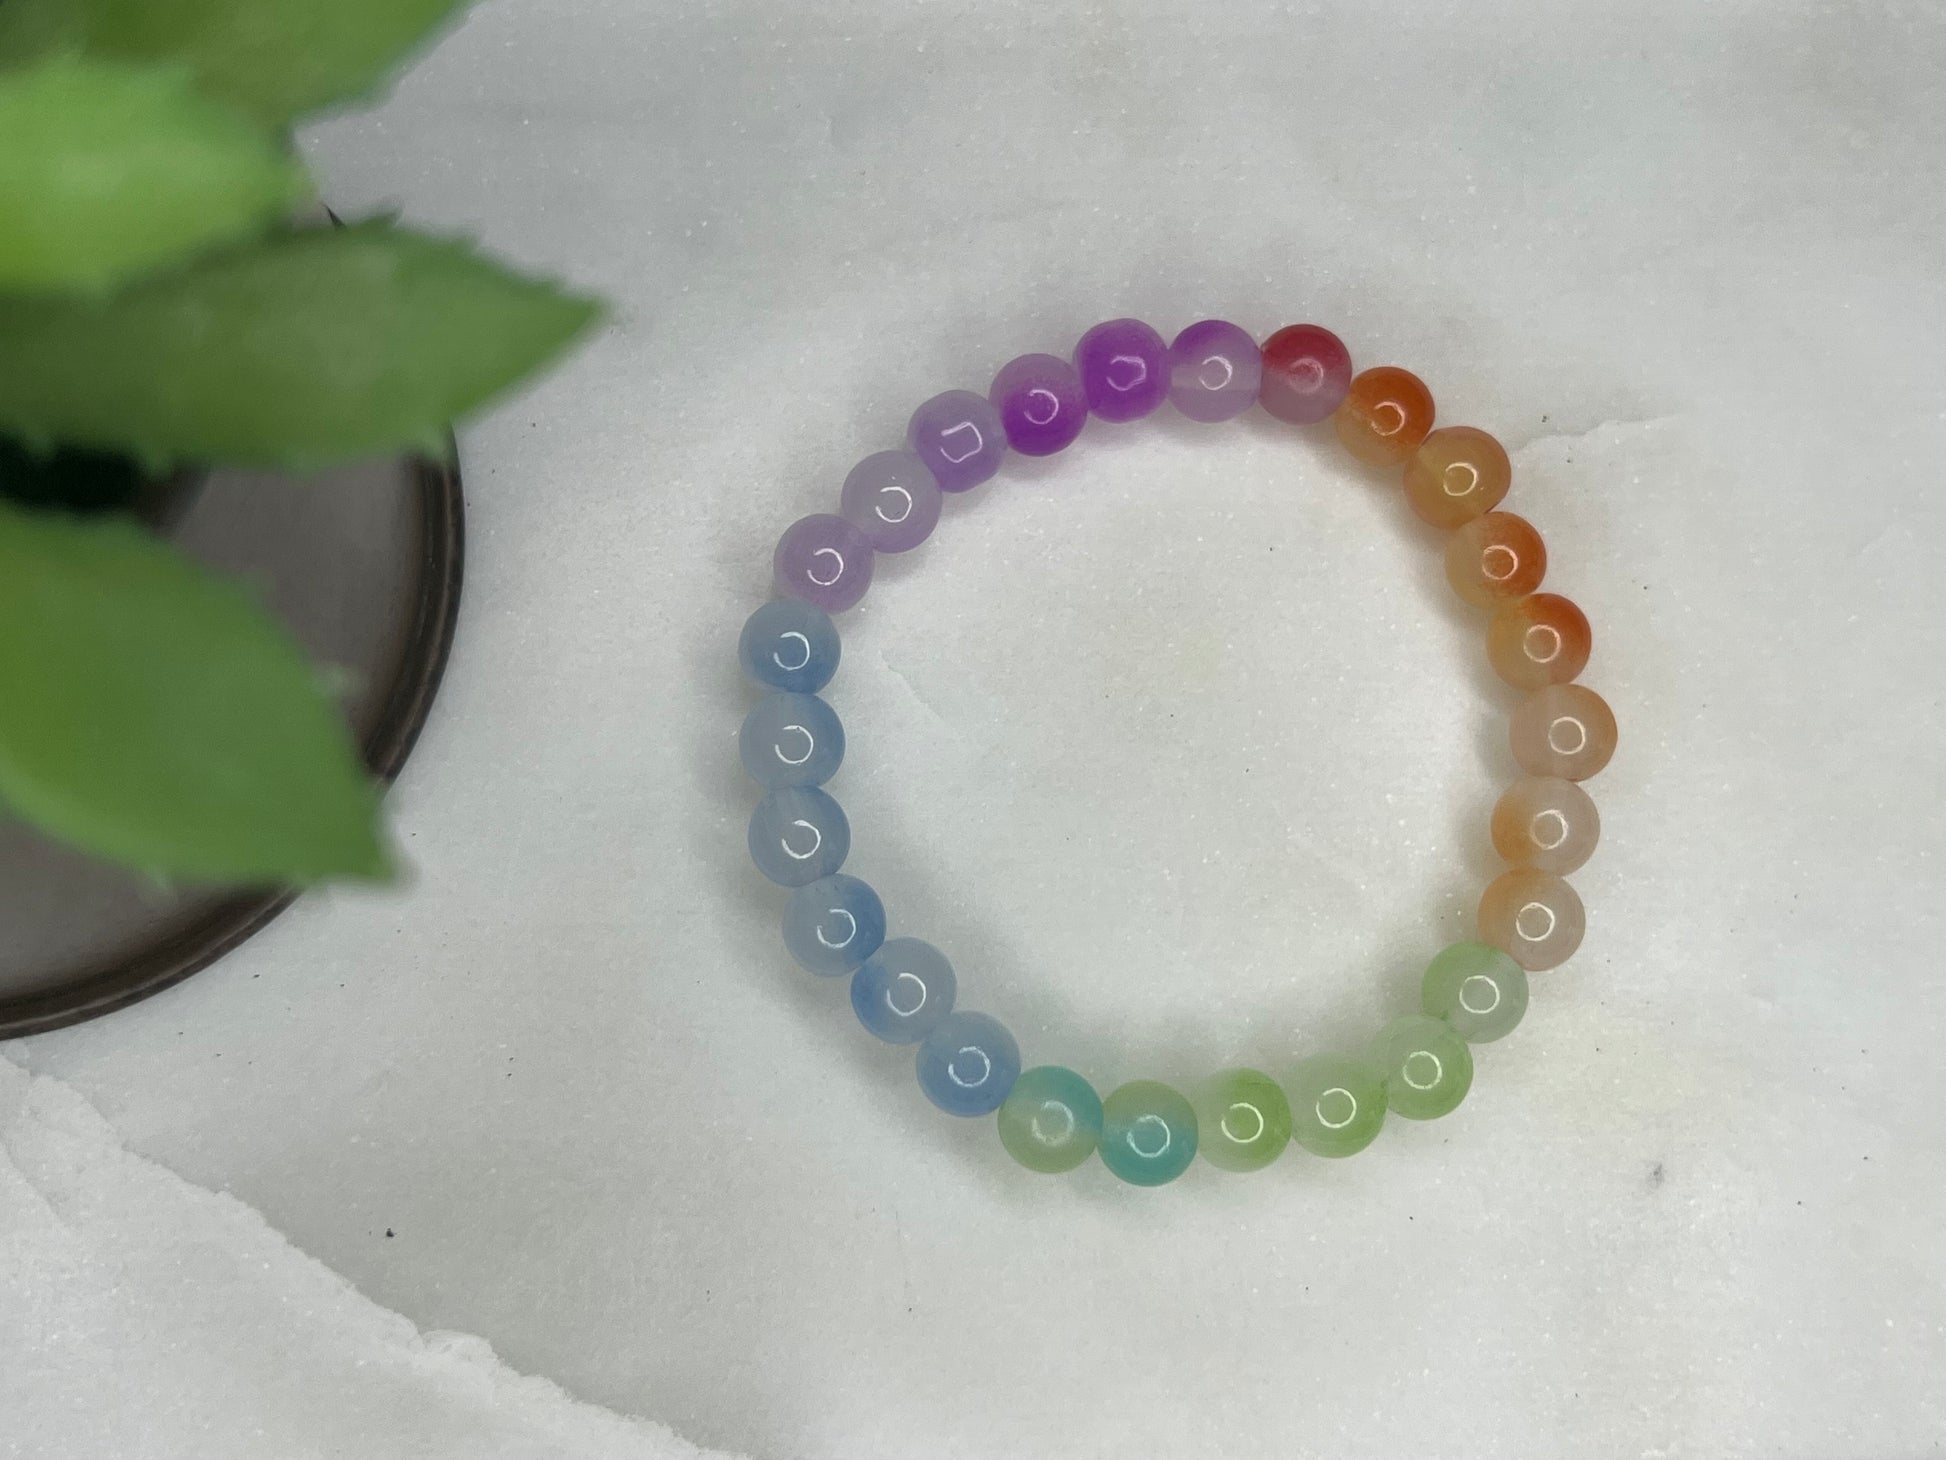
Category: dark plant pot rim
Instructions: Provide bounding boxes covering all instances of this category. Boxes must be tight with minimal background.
[0,449,464,1039]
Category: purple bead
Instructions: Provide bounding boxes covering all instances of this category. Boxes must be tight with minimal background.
[1168,320,1263,423]
[989,353,1087,456]
[1073,318,1169,422]
[907,390,1006,493]
[840,450,941,553]
[774,514,874,613]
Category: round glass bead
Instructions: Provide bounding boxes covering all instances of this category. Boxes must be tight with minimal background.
[1371,1015,1473,1120]
[1335,366,1435,466]
[1287,1053,1386,1157]
[774,514,874,614]
[915,1011,1020,1116]
[1488,593,1591,690]
[1167,319,1262,422]
[1510,683,1617,781]
[839,449,942,553]
[747,786,850,887]
[1073,318,1169,422]
[782,874,885,977]
[738,598,839,695]
[997,1065,1103,1173]
[1099,1080,1199,1186]
[1192,1068,1290,1172]
[1257,323,1352,424]
[1403,426,1511,529]
[908,390,1006,493]
[1479,868,1585,970]
[1491,775,1600,874]
[738,691,844,789]
[851,937,957,1044]
[1445,511,1547,609]
[989,353,1087,456]
[1421,942,1529,1043]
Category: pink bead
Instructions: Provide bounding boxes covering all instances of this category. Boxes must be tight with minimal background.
[774,514,874,613]
[1259,324,1353,425]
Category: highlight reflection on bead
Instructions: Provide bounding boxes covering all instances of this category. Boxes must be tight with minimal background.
[1421,942,1528,1043]
[1099,1080,1198,1186]
[1491,776,1600,873]
[998,1065,1103,1173]
[1192,1068,1290,1172]
[1403,426,1511,529]
[1445,511,1546,609]
[1335,366,1435,466]
[1287,1053,1387,1156]
[1488,593,1591,690]
[783,874,886,977]
[1480,868,1585,970]
[1510,684,1617,782]
[738,598,839,695]
[852,937,957,1044]
[1371,1015,1473,1120]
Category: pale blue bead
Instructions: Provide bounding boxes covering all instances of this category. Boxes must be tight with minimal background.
[738,692,844,789]
[783,874,885,976]
[747,786,850,886]
[915,1011,1019,1116]
[738,599,839,694]
[851,937,957,1043]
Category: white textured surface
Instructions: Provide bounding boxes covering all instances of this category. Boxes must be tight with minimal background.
[9,2,1946,1456]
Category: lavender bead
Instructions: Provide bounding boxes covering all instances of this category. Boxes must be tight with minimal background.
[1168,320,1263,422]
[907,390,1006,493]
[774,514,874,614]
[1074,318,1169,422]
[839,450,942,553]
[989,353,1088,456]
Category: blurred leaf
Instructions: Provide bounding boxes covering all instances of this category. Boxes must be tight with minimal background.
[0,0,472,126]
[0,56,310,295]
[0,500,386,883]
[0,221,601,469]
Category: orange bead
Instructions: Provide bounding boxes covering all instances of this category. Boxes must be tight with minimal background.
[1509,684,1617,781]
[1403,427,1511,529]
[1487,593,1591,689]
[1490,776,1600,874]
[1479,869,1585,971]
[1333,366,1434,466]
[1445,511,1546,608]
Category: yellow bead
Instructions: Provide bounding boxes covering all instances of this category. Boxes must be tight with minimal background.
[1479,868,1585,970]
[1444,512,1546,609]
[1403,427,1510,529]
[1487,593,1590,690]
[1491,776,1599,874]
[1510,684,1617,781]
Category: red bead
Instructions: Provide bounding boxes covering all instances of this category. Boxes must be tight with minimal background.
[1258,324,1353,425]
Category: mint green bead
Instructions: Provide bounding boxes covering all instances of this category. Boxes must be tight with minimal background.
[1099,1081,1198,1186]
[1372,1016,1473,1120]
[1287,1053,1387,1157]
[997,1066,1102,1173]
[1192,1068,1290,1172]
[1422,942,1529,1043]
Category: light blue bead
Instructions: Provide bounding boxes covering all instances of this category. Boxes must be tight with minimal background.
[738,598,840,694]
[851,937,956,1043]
[747,786,849,886]
[915,1011,1019,1116]
[783,875,885,977]
[739,692,844,789]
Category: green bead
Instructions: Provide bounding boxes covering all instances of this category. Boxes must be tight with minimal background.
[1372,1015,1474,1120]
[1421,941,1529,1043]
[997,1065,1103,1173]
[1287,1052,1387,1157]
[1192,1068,1290,1172]
[1099,1080,1198,1186]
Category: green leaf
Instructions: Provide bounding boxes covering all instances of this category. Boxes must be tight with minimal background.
[0,500,387,883]
[0,0,472,127]
[0,56,310,295]
[0,221,601,469]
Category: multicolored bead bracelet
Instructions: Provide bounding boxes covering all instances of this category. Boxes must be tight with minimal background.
[736,318,1616,1186]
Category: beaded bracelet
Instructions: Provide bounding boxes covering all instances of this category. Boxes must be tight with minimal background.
[736,318,1616,1187]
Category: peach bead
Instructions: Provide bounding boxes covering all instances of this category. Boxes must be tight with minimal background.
[1510,684,1617,781]
[1333,366,1435,466]
[1487,593,1591,690]
[1491,776,1600,874]
[1445,511,1546,608]
[1403,427,1511,529]
[1479,869,1585,971]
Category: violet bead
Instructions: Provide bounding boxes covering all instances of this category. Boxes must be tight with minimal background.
[1073,318,1169,422]
[839,450,941,553]
[908,390,1006,493]
[1168,320,1262,423]
[989,353,1088,456]
[773,514,874,614]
